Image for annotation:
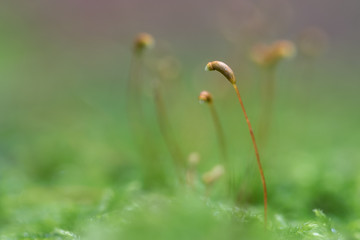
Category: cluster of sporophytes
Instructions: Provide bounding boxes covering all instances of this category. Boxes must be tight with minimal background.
[127,33,299,228]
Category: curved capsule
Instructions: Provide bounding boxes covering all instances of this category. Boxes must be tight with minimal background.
[205,61,236,84]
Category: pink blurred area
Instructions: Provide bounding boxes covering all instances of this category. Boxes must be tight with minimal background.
[1,0,360,93]
[2,0,360,54]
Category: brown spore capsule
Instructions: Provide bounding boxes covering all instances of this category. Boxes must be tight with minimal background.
[205,61,236,84]
[134,33,154,54]
[198,91,213,104]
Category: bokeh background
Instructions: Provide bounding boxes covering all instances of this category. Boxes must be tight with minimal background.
[1,0,360,239]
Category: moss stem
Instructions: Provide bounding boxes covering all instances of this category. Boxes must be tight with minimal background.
[232,83,268,227]
[154,85,185,183]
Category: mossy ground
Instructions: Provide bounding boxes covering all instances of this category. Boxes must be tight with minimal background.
[1,39,360,239]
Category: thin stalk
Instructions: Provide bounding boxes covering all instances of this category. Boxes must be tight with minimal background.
[126,32,154,144]
[209,103,227,163]
[154,85,185,183]
[208,103,234,197]
[126,54,144,137]
[126,54,153,186]
[232,83,268,227]
[126,50,163,189]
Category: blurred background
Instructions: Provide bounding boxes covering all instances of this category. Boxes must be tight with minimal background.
[0,0,360,239]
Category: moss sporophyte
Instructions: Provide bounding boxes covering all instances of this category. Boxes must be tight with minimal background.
[205,61,268,227]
